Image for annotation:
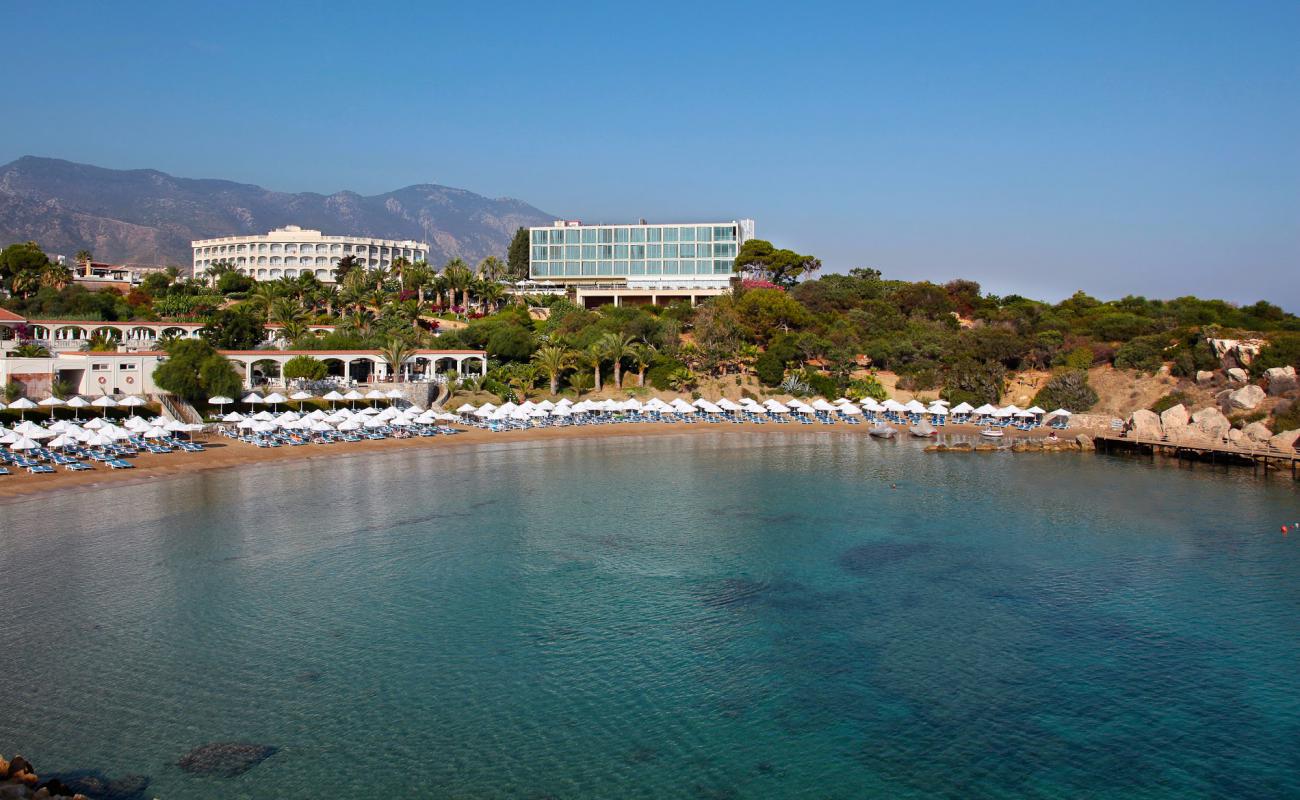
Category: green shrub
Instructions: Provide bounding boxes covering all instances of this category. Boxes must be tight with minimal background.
[846,375,887,401]
[646,356,686,391]
[1032,370,1099,411]
[283,355,327,381]
[1272,400,1300,433]
[1114,334,1170,372]
[1149,391,1191,414]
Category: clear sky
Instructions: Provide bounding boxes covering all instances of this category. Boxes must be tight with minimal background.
[4,1,1297,308]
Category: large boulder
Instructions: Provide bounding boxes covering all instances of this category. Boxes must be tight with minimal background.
[1227,367,1248,384]
[1128,409,1163,439]
[1227,384,1266,411]
[1195,370,1216,386]
[1160,403,1189,431]
[1268,428,1300,452]
[1242,421,1273,443]
[1191,407,1231,441]
[1227,428,1246,446]
[1265,366,1297,395]
[1075,433,1094,451]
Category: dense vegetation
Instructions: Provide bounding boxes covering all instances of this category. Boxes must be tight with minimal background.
[4,239,1299,418]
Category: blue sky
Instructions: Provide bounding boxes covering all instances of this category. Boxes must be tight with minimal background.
[4,1,1298,308]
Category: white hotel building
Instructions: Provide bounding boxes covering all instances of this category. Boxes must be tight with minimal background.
[527,219,754,307]
[192,225,428,283]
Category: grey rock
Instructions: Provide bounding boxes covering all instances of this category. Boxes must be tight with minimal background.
[1075,433,1094,450]
[1128,409,1163,439]
[1227,367,1249,384]
[1227,384,1266,411]
[1195,370,1215,385]
[177,743,277,778]
[1243,421,1273,443]
[1191,407,1231,441]
[1265,365,1297,395]
[1269,428,1300,452]
[1159,403,1189,432]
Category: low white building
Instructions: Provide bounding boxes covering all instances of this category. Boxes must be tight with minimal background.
[192,225,429,283]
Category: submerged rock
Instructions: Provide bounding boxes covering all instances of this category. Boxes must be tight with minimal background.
[176,743,277,777]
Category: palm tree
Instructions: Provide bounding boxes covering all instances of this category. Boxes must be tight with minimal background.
[342,308,374,337]
[270,297,305,326]
[390,256,411,291]
[579,345,605,393]
[597,332,635,389]
[405,262,433,303]
[248,282,287,322]
[10,269,39,298]
[441,258,474,312]
[628,342,657,387]
[86,330,119,352]
[381,336,414,383]
[479,281,507,314]
[531,345,573,395]
[477,256,506,282]
[280,320,309,343]
[506,364,538,401]
[40,261,74,290]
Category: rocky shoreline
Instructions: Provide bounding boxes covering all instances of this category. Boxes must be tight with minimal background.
[925,434,1094,454]
[0,754,90,800]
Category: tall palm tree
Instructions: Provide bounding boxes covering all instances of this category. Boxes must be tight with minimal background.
[390,256,411,291]
[477,256,506,282]
[39,261,73,291]
[405,263,433,303]
[627,342,657,387]
[479,281,507,314]
[269,296,305,326]
[441,258,473,312]
[531,345,573,395]
[579,345,605,393]
[248,282,287,322]
[381,336,414,383]
[342,308,374,337]
[597,332,635,389]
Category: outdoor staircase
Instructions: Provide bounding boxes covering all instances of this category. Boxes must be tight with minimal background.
[432,382,451,410]
[155,394,202,425]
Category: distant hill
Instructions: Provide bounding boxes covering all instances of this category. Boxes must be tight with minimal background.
[0,156,555,270]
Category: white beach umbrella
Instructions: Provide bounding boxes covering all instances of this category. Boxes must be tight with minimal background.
[84,416,106,430]
[119,396,147,409]
[64,396,90,420]
[973,404,997,416]
[165,419,191,433]
[310,420,335,432]
[839,404,862,415]
[358,406,381,415]
[1026,406,1046,415]
[364,389,387,402]
[812,399,837,412]
[927,403,949,415]
[363,416,387,428]
[337,418,362,431]
[551,406,573,417]
[143,426,168,438]
[48,420,71,433]
[252,420,279,433]
[10,435,40,451]
[91,395,118,412]
[261,392,288,411]
[1014,410,1035,418]
[322,390,345,409]
[992,408,1014,418]
[47,433,75,449]
[716,398,742,411]
[25,427,54,440]
[289,390,314,402]
[305,409,328,421]
[9,397,37,419]
[342,389,365,407]
[554,398,573,406]
[745,404,768,415]
[904,400,928,414]
[498,401,519,413]
[237,418,257,430]
[385,389,404,400]
[222,411,245,422]
[242,392,264,404]
[456,403,477,413]
[473,407,494,418]
[0,430,18,446]
[698,400,724,414]
[763,399,788,411]
[950,402,975,414]
[39,395,66,411]
[1049,408,1072,417]
[252,410,274,421]
[536,400,555,411]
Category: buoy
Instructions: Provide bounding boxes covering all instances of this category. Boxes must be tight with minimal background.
[1284,526,1289,535]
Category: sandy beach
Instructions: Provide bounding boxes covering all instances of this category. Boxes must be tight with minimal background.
[0,421,1070,503]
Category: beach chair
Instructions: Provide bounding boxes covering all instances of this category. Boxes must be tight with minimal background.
[26,464,56,474]
[107,459,135,469]
[64,462,92,471]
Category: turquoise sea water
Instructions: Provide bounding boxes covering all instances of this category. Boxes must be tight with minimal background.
[1,433,1298,799]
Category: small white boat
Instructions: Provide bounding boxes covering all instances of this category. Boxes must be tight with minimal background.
[979,429,1005,438]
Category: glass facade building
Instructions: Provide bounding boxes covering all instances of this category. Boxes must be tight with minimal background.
[528,220,753,283]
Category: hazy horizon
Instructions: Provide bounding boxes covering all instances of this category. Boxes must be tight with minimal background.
[3,1,1297,310]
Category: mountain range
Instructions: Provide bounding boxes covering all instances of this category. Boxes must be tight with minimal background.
[0,156,555,271]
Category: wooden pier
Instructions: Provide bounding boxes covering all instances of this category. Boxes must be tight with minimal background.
[1094,433,1299,478]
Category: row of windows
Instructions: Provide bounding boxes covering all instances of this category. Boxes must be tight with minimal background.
[195,243,424,257]
[90,362,138,371]
[195,257,394,269]
[531,225,737,246]
[531,259,734,277]
[532,242,736,261]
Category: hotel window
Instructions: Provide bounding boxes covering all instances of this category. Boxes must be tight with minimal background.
[581,261,597,275]
[715,242,735,257]
[647,244,662,258]
[630,244,645,259]
[714,225,735,241]
[119,362,137,370]
[565,229,580,244]
[614,244,629,258]
[581,228,597,244]
[565,245,581,260]
[678,244,695,258]
[646,227,662,242]
[678,227,695,242]
[91,363,109,371]
[663,260,679,274]
[679,261,696,274]
[549,246,563,260]
[645,260,662,274]
[663,244,678,258]
[629,261,645,275]
[662,227,678,242]
[271,243,282,252]
[285,244,298,253]
[598,245,613,259]
[533,245,548,260]
[598,228,614,244]
[614,228,630,243]
[597,261,612,275]
[532,230,548,244]
[582,245,597,259]
[715,260,732,273]
[614,261,628,275]
[630,228,645,243]
[565,261,581,275]
[696,226,712,242]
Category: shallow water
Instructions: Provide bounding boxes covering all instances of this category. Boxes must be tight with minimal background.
[1,433,1298,799]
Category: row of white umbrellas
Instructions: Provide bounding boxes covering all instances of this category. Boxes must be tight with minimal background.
[3,414,200,451]
[223,403,459,434]
[216,388,407,408]
[452,396,1075,421]
[0,394,147,419]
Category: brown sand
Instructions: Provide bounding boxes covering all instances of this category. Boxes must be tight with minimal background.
[0,421,1065,503]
